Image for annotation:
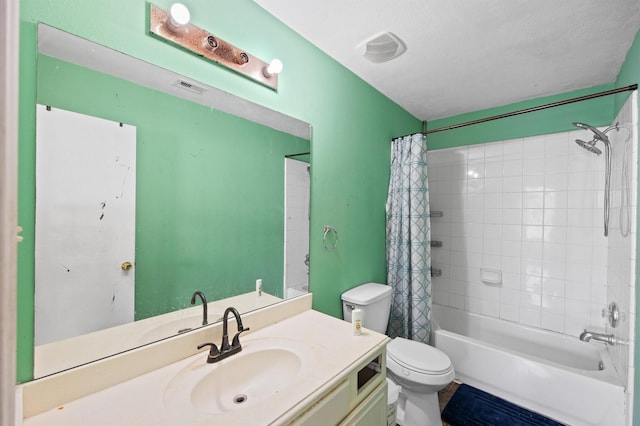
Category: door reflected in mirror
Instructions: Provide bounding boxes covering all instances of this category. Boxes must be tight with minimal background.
[32,24,311,378]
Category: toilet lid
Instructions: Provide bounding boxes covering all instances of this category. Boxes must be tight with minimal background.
[387,337,452,375]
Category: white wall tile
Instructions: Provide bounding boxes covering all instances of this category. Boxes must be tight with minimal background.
[428,120,635,350]
[500,304,520,322]
[541,312,565,333]
[503,176,523,193]
[500,257,521,275]
[542,277,565,297]
[523,192,544,208]
[484,142,503,161]
[503,139,523,160]
[523,157,545,175]
[520,308,541,327]
[467,145,485,163]
[466,297,483,314]
[501,240,522,258]
[542,260,566,280]
[544,209,568,227]
[543,226,567,244]
[450,294,465,310]
[523,225,543,242]
[502,192,523,209]
[484,177,503,193]
[521,274,542,295]
[501,288,520,306]
[523,135,545,158]
[484,193,503,209]
[521,257,543,276]
[545,156,569,175]
[485,161,503,178]
[545,174,569,191]
[545,132,569,156]
[544,190,568,209]
[523,175,545,192]
[568,190,595,209]
[502,224,522,241]
[502,209,522,225]
[503,159,523,176]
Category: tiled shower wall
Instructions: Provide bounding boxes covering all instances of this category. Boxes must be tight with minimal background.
[284,158,310,297]
[427,113,636,343]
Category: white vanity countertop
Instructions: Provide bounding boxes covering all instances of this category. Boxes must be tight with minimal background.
[23,310,388,426]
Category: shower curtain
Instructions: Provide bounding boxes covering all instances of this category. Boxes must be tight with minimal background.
[386,133,431,343]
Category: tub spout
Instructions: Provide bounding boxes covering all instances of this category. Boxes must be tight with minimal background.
[579,329,615,345]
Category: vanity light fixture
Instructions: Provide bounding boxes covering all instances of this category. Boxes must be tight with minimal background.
[166,3,190,33]
[149,3,281,90]
[263,59,283,78]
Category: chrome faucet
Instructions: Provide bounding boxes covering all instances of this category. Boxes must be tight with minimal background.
[190,291,208,326]
[579,329,616,345]
[197,306,250,363]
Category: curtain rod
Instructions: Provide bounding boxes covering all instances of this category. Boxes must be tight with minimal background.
[396,84,637,139]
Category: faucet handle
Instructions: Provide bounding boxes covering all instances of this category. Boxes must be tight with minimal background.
[197,342,220,356]
[231,327,250,348]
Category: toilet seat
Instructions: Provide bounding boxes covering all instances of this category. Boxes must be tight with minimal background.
[387,337,453,376]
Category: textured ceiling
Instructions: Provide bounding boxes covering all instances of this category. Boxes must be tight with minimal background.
[253,0,640,120]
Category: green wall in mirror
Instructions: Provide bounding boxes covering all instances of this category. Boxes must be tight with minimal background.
[37,54,309,319]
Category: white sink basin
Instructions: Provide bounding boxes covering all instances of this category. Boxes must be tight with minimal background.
[164,337,316,414]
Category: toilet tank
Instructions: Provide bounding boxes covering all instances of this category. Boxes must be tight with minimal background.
[341,283,392,334]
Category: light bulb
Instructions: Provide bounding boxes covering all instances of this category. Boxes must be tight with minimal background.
[263,59,283,77]
[167,3,190,33]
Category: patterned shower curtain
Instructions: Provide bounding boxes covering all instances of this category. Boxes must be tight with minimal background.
[386,133,431,343]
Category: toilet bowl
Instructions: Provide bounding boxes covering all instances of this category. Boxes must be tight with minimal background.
[342,283,454,426]
[386,337,454,425]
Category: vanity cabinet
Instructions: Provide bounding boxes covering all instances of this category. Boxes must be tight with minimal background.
[289,350,388,426]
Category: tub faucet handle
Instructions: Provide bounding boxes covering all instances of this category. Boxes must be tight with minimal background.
[602,302,620,328]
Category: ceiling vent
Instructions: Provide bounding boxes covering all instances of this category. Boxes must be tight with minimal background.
[357,32,407,63]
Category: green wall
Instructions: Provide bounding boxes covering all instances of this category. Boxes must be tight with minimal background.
[18,0,420,382]
[37,54,309,318]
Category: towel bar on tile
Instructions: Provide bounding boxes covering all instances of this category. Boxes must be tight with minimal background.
[430,211,443,217]
[431,240,443,248]
[431,268,442,277]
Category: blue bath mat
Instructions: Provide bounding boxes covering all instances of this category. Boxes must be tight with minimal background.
[441,384,564,426]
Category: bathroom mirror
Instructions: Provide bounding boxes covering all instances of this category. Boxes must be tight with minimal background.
[32,24,311,378]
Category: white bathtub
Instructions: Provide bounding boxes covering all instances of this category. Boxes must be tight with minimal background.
[432,304,626,426]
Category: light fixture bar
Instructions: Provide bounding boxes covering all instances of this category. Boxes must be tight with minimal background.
[148,3,279,90]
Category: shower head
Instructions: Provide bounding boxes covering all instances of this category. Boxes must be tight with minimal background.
[575,138,602,155]
[573,121,612,155]
[573,122,609,142]
[571,121,618,238]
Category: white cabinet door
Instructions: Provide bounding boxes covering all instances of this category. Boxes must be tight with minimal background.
[35,105,136,345]
[339,382,387,426]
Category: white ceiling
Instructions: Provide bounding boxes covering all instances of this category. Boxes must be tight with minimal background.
[253,0,640,121]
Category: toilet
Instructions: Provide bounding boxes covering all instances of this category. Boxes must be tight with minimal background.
[342,283,454,426]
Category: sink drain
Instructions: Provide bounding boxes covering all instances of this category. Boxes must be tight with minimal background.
[233,394,248,404]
